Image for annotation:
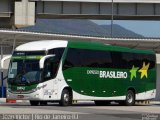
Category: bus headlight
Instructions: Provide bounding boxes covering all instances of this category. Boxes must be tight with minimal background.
[34,94,39,98]
[32,88,38,92]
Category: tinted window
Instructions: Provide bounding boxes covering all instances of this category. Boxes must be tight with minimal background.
[133,53,155,69]
[122,52,155,69]
[63,48,81,68]
[63,48,112,70]
[43,57,60,81]
[48,48,65,60]
[122,52,134,68]
[80,49,112,68]
[43,48,65,81]
[111,52,123,68]
[63,48,155,70]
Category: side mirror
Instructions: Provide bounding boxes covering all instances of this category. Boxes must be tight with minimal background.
[39,55,55,69]
[1,55,12,69]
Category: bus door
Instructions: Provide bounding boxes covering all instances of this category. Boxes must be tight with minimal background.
[42,56,59,99]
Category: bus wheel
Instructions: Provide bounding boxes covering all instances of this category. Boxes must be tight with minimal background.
[59,89,72,106]
[125,90,135,106]
[30,101,39,106]
[94,101,110,106]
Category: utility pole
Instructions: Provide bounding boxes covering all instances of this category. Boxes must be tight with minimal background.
[111,0,114,37]
[1,43,3,98]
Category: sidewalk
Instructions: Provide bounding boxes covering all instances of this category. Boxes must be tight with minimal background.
[0,98,160,104]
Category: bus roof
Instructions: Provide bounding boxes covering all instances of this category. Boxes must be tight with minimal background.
[15,40,155,54]
[68,41,155,54]
[15,40,67,51]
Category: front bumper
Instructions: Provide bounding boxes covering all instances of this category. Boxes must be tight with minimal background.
[7,91,43,100]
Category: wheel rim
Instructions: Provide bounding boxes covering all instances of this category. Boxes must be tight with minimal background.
[64,93,69,103]
[127,94,133,103]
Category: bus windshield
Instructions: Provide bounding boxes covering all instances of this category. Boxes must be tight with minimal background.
[8,51,45,85]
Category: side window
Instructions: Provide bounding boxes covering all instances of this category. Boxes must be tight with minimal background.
[133,53,143,67]
[48,48,65,60]
[121,52,155,69]
[43,57,59,81]
[148,54,155,69]
[142,54,155,69]
[122,52,134,68]
[63,48,113,69]
[79,49,112,68]
[111,52,123,68]
[63,48,81,70]
[63,48,155,70]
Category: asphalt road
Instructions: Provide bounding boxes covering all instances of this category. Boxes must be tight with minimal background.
[0,102,160,120]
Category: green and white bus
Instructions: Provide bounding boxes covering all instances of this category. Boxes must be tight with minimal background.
[6,40,156,106]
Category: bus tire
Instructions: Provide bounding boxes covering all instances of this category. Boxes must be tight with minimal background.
[30,101,39,106]
[125,90,135,106]
[94,101,110,106]
[59,89,72,106]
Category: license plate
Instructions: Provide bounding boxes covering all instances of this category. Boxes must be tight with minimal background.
[17,95,24,99]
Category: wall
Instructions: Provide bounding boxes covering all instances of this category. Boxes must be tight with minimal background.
[155,54,160,100]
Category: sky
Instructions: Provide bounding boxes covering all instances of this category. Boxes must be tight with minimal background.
[92,20,160,38]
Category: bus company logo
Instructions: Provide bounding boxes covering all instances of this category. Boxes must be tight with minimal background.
[17,86,25,91]
[87,62,150,81]
[130,62,150,81]
[87,70,127,79]
[99,71,127,79]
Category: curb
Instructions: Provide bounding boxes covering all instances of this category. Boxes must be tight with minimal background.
[0,99,160,104]
[16,100,29,103]
[150,101,160,104]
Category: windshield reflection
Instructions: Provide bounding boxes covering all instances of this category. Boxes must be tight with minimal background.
[8,59,41,85]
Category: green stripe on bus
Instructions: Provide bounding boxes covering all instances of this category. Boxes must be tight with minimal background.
[12,56,44,60]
